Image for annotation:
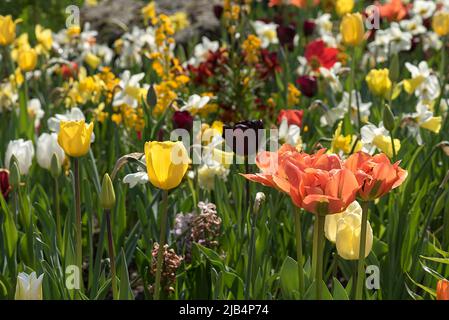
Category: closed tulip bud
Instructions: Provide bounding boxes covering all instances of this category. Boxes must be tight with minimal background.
[0,15,17,46]
[144,141,189,190]
[437,279,449,300]
[50,153,61,178]
[18,48,37,72]
[84,52,101,69]
[37,133,65,172]
[15,272,43,300]
[383,104,395,132]
[9,157,21,190]
[389,54,400,83]
[340,13,364,46]
[432,11,449,37]
[335,0,354,16]
[57,120,94,158]
[336,211,373,260]
[253,192,266,214]
[365,68,392,97]
[146,84,158,108]
[5,139,34,175]
[100,173,116,210]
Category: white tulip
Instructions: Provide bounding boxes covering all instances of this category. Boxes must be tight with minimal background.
[5,139,35,175]
[15,272,44,300]
[36,133,65,171]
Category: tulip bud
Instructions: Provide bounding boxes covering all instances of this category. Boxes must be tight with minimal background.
[50,153,61,178]
[9,157,21,190]
[336,212,373,260]
[253,192,266,214]
[100,173,116,210]
[389,54,400,83]
[146,84,157,109]
[383,104,395,132]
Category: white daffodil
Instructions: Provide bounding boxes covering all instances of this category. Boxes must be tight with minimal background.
[279,117,301,147]
[399,15,426,36]
[315,14,338,47]
[251,20,279,48]
[361,122,401,158]
[422,31,443,51]
[368,23,412,62]
[402,102,442,145]
[186,37,219,67]
[5,139,35,175]
[404,61,441,103]
[117,26,157,68]
[123,155,149,188]
[36,133,66,171]
[113,70,146,108]
[180,94,210,115]
[27,98,44,128]
[320,91,371,127]
[15,272,44,300]
[412,0,436,19]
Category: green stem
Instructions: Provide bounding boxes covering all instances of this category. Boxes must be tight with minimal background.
[294,207,305,297]
[54,176,62,251]
[74,158,82,290]
[390,131,396,160]
[245,200,259,299]
[315,214,325,300]
[355,201,370,300]
[312,216,318,279]
[154,190,169,300]
[105,209,118,300]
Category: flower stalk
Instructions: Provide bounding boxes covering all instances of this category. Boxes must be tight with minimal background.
[154,190,169,300]
[355,200,370,300]
[294,207,305,297]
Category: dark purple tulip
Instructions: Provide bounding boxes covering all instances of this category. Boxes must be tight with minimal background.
[213,5,224,20]
[277,25,296,49]
[0,169,10,199]
[173,111,194,131]
[296,75,318,98]
[303,19,316,37]
[222,120,264,157]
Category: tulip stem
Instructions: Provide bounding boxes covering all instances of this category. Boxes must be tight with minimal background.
[355,201,370,300]
[294,207,305,297]
[54,176,62,251]
[74,158,83,291]
[315,214,325,300]
[154,190,168,300]
[105,209,118,300]
[245,197,260,299]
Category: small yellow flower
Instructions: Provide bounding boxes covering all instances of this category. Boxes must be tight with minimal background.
[335,0,354,16]
[432,11,449,37]
[169,12,190,32]
[17,48,37,72]
[287,83,301,107]
[67,25,81,38]
[0,15,18,46]
[84,53,101,69]
[144,141,189,190]
[340,13,364,46]
[142,2,156,22]
[330,122,361,154]
[58,120,94,158]
[365,69,392,98]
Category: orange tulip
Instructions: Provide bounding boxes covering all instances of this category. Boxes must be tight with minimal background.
[377,0,408,22]
[345,152,407,201]
[269,0,320,8]
[437,279,449,300]
[241,144,297,193]
[284,151,360,215]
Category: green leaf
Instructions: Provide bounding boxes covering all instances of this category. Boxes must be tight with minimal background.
[332,278,349,300]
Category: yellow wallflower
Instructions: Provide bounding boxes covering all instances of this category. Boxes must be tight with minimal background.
[144,141,189,190]
[335,0,354,16]
[58,120,94,158]
[142,2,156,23]
[287,83,301,107]
[340,13,364,46]
[365,69,392,97]
[169,12,190,32]
[242,34,261,64]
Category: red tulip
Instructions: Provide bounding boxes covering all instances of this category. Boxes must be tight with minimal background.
[344,152,408,201]
[305,40,339,70]
[277,109,304,127]
[437,279,449,300]
[0,169,11,199]
[173,111,194,131]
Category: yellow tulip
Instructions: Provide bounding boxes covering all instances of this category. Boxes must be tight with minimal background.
[340,13,364,46]
[335,0,354,16]
[325,201,362,243]
[365,69,392,97]
[15,272,43,300]
[336,211,373,260]
[0,15,17,46]
[145,141,189,190]
[35,25,53,52]
[58,120,94,157]
[17,48,37,72]
[432,11,449,37]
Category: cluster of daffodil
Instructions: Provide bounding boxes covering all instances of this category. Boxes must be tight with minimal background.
[1,0,449,301]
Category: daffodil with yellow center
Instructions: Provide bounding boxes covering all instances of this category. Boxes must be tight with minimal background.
[58,120,94,157]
